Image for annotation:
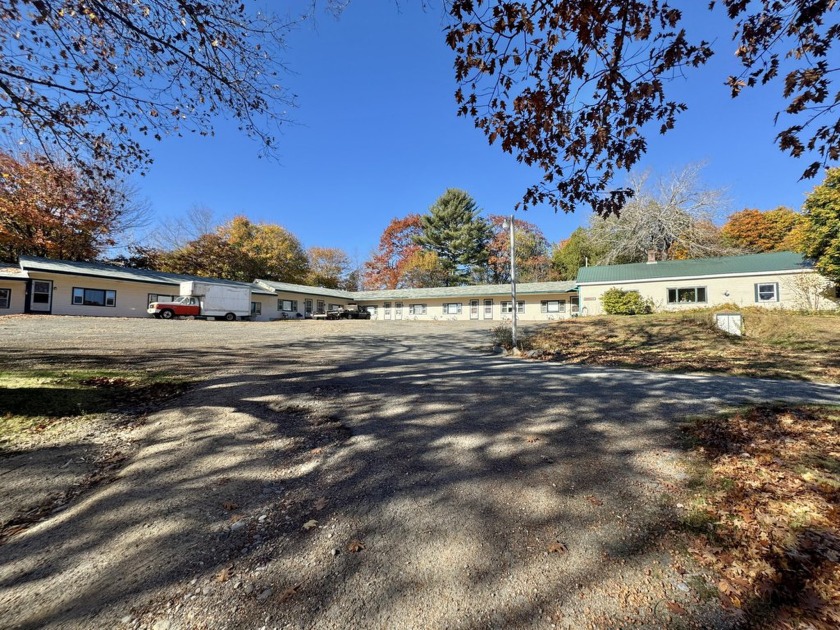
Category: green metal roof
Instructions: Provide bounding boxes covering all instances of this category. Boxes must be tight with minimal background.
[353,281,577,301]
[575,252,811,284]
[255,279,354,300]
[0,267,28,280]
[19,256,275,295]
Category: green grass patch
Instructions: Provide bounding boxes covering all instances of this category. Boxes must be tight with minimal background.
[0,368,191,442]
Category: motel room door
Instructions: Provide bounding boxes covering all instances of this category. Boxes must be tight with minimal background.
[28,279,53,313]
[469,299,479,319]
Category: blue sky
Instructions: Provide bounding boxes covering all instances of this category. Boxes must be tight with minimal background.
[134,2,827,260]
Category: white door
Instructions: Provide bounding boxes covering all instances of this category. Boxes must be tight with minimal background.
[470,300,479,319]
[29,280,53,313]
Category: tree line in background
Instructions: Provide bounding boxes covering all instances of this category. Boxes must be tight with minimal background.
[2,150,839,287]
[366,167,840,287]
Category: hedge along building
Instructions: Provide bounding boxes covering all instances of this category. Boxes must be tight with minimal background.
[14,256,278,320]
[351,281,579,321]
[575,252,838,315]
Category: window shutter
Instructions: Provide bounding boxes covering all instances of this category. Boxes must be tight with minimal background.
[754,284,759,302]
[541,301,547,313]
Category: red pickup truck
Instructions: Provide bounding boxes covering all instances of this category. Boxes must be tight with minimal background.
[147,296,203,319]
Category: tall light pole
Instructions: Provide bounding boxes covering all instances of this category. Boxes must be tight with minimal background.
[502,215,517,349]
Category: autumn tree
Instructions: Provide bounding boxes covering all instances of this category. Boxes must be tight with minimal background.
[158,233,244,280]
[445,1,839,215]
[307,247,353,289]
[801,168,840,283]
[588,166,736,263]
[147,206,218,252]
[414,189,493,285]
[363,215,425,290]
[218,216,309,283]
[0,2,305,182]
[721,207,805,253]
[0,151,145,262]
[484,214,552,283]
[550,227,604,281]
[401,250,450,288]
[160,215,309,283]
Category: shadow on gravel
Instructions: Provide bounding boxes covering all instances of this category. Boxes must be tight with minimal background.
[1,324,839,629]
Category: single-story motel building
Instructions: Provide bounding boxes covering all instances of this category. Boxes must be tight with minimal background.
[0,252,835,322]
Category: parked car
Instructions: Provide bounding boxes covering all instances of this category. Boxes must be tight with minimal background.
[312,305,371,320]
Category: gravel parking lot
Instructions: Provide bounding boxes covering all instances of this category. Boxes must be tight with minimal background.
[2,315,839,629]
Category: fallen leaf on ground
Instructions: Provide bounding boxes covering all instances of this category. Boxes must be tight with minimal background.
[525,436,540,443]
[222,501,239,511]
[302,519,318,531]
[347,539,365,553]
[666,602,687,615]
[216,566,233,582]
[313,497,328,511]
[548,542,568,554]
[586,495,603,506]
[278,583,301,603]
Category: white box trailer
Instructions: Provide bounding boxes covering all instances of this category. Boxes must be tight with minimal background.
[180,281,252,321]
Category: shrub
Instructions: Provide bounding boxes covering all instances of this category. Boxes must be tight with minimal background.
[490,323,514,350]
[489,323,531,351]
[601,288,653,315]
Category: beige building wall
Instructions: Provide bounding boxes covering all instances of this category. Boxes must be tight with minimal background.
[25,272,276,320]
[271,291,350,319]
[27,272,181,318]
[578,270,837,315]
[355,292,579,322]
[0,280,27,315]
[249,294,275,322]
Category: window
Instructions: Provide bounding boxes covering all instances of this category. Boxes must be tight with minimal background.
[278,299,298,312]
[409,304,427,315]
[32,281,51,304]
[501,301,525,314]
[251,302,262,316]
[541,300,566,313]
[72,287,116,307]
[755,282,779,303]
[443,303,462,315]
[667,287,707,304]
[316,300,325,314]
[570,296,580,314]
[0,288,9,309]
[148,293,176,305]
[305,299,313,314]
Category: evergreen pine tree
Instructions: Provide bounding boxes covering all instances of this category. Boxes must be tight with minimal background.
[414,189,492,285]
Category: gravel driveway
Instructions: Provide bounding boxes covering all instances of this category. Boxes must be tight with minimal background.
[1,317,839,629]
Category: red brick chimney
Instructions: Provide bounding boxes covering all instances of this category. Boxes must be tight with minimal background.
[646,250,657,264]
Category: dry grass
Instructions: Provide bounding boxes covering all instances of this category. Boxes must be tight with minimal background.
[680,404,840,629]
[527,309,840,383]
